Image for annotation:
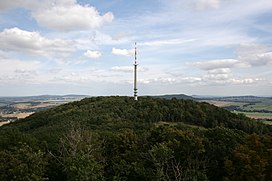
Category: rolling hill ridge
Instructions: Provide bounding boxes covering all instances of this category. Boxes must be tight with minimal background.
[1,96,272,180]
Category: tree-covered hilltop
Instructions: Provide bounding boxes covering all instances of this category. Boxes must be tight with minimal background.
[1,96,272,180]
[153,94,195,100]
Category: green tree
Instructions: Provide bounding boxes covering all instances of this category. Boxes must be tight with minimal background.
[149,143,174,180]
[224,134,268,181]
[0,143,48,181]
[54,123,105,181]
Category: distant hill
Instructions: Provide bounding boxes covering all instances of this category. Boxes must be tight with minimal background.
[1,96,272,180]
[193,95,272,100]
[153,94,195,100]
[0,94,88,102]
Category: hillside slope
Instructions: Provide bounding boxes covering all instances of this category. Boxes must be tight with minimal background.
[11,96,270,134]
[1,96,272,180]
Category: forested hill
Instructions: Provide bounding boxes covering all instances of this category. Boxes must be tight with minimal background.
[1,96,272,180]
[10,96,270,134]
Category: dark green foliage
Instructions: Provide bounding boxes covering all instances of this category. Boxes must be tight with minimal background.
[204,127,246,180]
[0,143,48,181]
[224,134,272,181]
[148,125,208,180]
[1,96,272,180]
[56,124,105,181]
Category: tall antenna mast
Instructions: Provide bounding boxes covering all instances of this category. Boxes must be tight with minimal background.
[134,42,138,101]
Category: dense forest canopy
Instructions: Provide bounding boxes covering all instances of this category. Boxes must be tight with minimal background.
[1,96,272,180]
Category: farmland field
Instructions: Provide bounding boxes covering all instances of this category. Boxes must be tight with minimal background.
[233,111,272,120]
[2,112,34,119]
[0,103,7,107]
[199,96,272,120]
[0,95,87,126]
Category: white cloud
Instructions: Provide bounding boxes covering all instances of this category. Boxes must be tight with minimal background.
[200,75,258,85]
[229,78,255,84]
[195,0,221,10]
[84,50,101,59]
[0,27,74,56]
[76,30,130,47]
[0,58,40,73]
[203,73,229,81]
[0,0,271,96]
[14,69,37,75]
[32,0,114,31]
[0,0,114,31]
[245,52,272,66]
[189,58,263,85]
[0,57,41,82]
[145,77,177,84]
[166,69,184,77]
[112,48,134,57]
[192,59,243,70]
[190,44,272,75]
[236,43,272,67]
[51,68,126,84]
[141,38,196,47]
[111,66,133,72]
[111,66,147,72]
[203,68,231,83]
[182,77,202,83]
[138,79,151,84]
[112,32,129,41]
[207,68,231,74]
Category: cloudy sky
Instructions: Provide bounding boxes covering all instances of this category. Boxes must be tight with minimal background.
[0,0,272,96]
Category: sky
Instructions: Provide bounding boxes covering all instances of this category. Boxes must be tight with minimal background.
[0,0,272,96]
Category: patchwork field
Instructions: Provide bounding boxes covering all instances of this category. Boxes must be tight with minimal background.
[2,112,34,119]
[199,96,272,121]
[0,95,87,126]
[233,111,272,119]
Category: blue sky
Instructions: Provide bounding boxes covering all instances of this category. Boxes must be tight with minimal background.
[0,0,272,96]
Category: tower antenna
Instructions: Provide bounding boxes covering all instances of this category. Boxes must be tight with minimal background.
[134,42,138,101]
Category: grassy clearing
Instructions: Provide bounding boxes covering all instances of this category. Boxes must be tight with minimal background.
[156,121,207,130]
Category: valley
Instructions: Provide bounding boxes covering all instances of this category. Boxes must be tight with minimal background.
[0,95,87,126]
[198,96,272,121]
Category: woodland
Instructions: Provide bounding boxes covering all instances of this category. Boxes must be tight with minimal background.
[1,96,272,180]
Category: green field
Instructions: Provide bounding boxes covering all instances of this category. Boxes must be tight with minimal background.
[233,111,272,119]
[200,96,272,120]
[13,103,32,108]
[241,102,272,112]
[0,103,7,107]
